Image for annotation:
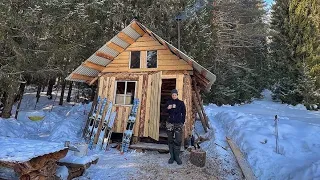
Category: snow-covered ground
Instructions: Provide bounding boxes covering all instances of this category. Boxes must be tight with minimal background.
[206,90,320,180]
[1,91,238,180]
[2,88,318,179]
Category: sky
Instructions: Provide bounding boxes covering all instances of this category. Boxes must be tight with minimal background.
[265,0,274,7]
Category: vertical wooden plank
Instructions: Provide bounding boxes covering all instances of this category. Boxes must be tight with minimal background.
[139,74,148,137]
[116,107,123,132]
[112,106,118,131]
[134,75,143,136]
[183,74,192,139]
[140,51,147,69]
[143,74,152,137]
[176,74,184,100]
[98,77,104,97]
[108,77,116,103]
[148,72,161,141]
[103,77,110,99]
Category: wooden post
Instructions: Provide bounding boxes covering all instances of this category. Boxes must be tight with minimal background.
[275,115,279,154]
[192,92,208,133]
[192,78,210,129]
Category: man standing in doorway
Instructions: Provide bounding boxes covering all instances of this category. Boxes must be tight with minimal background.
[166,89,186,165]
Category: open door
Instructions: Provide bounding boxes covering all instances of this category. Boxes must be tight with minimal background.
[148,72,162,140]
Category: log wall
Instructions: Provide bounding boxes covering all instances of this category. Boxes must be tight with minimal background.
[97,71,195,140]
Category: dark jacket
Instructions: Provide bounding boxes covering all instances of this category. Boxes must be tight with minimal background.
[166,98,186,124]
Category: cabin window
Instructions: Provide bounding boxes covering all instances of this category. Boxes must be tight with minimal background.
[147,50,157,68]
[130,51,140,69]
[114,81,136,105]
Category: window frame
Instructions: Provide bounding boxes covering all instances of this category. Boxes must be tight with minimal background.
[114,80,137,106]
[129,51,141,69]
[146,50,158,68]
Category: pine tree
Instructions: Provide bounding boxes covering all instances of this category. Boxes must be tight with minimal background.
[207,0,268,105]
[270,0,320,105]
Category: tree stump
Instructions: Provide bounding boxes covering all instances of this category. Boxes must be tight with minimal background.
[189,149,206,167]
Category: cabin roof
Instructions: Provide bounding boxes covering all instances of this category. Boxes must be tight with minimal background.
[66,19,216,91]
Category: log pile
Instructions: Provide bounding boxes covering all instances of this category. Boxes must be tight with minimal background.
[57,156,99,180]
[0,149,68,180]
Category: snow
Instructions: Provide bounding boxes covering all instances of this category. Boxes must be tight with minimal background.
[59,152,99,165]
[206,89,320,180]
[56,165,69,180]
[0,137,66,163]
[1,88,319,179]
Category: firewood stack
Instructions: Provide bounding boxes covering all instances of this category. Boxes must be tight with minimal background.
[8,149,68,180]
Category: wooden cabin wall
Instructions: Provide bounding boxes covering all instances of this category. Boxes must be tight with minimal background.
[100,73,146,135]
[99,71,195,141]
[102,33,192,73]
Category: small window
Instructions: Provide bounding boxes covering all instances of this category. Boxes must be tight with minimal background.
[130,51,140,69]
[147,50,157,68]
[115,81,136,105]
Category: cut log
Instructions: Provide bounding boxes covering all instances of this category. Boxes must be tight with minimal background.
[189,149,206,167]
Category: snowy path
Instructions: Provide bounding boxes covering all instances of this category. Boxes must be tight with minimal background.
[206,90,320,179]
[77,146,242,180]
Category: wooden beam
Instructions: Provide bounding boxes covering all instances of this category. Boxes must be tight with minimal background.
[117,32,135,44]
[226,137,257,180]
[192,78,210,129]
[194,71,210,85]
[106,42,125,53]
[89,76,99,86]
[131,21,145,36]
[126,45,167,51]
[192,92,208,133]
[71,73,95,82]
[95,51,114,61]
[83,61,105,71]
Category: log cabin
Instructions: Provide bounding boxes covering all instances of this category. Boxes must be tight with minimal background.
[66,19,216,150]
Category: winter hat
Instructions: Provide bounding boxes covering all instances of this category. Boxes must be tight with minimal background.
[171,89,178,94]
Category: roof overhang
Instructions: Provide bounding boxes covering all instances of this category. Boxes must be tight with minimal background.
[66,19,216,91]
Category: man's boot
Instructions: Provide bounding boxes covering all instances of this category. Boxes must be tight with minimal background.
[168,144,174,164]
[174,146,182,165]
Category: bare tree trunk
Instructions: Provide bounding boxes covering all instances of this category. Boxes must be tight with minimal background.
[1,83,18,119]
[47,78,55,99]
[59,79,66,105]
[15,83,26,119]
[66,81,73,102]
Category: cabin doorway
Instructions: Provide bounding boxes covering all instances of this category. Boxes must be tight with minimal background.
[159,78,176,143]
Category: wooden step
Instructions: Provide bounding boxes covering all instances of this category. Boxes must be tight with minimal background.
[159,130,168,138]
[130,142,169,151]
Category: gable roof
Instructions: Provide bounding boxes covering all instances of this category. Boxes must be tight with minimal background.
[66,19,216,91]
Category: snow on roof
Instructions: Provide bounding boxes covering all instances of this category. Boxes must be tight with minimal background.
[0,137,67,163]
